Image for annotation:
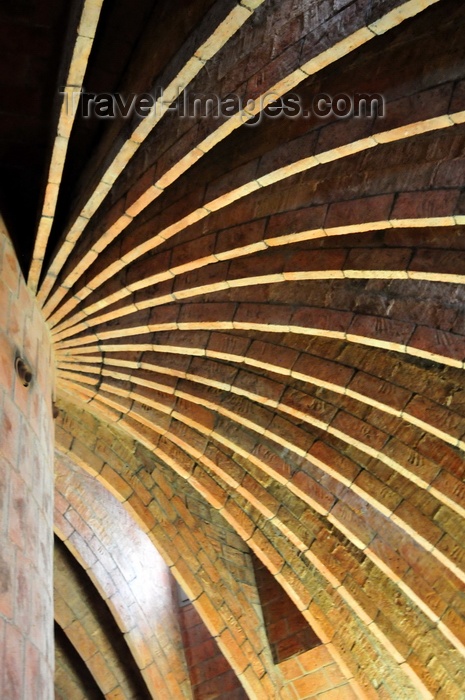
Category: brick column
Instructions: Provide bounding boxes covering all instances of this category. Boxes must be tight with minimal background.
[0,228,55,699]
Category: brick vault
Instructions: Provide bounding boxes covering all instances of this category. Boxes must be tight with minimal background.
[1,0,465,698]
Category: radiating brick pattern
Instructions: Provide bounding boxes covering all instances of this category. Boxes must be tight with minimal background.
[41,1,465,695]
[0,228,54,700]
[2,0,465,697]
[54,400,288,698]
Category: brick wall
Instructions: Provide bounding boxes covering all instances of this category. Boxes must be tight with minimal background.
[0,226,54,699]
[6,0,465,697]
[280,646,358,700]
[177,592,248,699]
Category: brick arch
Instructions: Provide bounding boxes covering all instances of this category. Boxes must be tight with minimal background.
[54,538,151,699]
[56,350,465,572]
[54,405,363,697]
[55,385,465,698]
[39,0,442,316]
[54,408,292,699]
[34,0,268,299]
[3,0,465,698]
[45,0,463,336]
[54,623,104,700]
[56,278,465,371]
[49,133,465,334]
[54,451,192,699]
[52,227,465,339]
[103,0,463,250]
[57,329,465,456]
[74,291,465,371]
[57,350,465,518]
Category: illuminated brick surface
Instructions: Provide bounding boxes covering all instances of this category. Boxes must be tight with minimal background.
[1,0,465,698]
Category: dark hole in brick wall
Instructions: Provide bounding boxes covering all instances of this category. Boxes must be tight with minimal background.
[251,553,322,664]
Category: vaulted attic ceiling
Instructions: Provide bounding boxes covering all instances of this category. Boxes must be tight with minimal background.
[2,0,465,697]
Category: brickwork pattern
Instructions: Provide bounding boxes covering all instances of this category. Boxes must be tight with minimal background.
[1,0,465,697]
[178,597,248,700]
[42,1,465,696]
[54,539,154,700]
[54,400,289,699]
[55,623,104,700]
[280,646,358,700]
[0,227,54,700]
[54,451,192,699]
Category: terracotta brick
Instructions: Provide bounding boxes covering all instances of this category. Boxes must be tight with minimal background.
[2,623,24,699]
[348,314,415,349]
[249,529,284,575]
[318,685,358,699]
[391,190,459,221]
[5,3,465,699]
[0,230,54,699]
[291,307,353,335]
[293,667,335,697]
[325,195,394,229]
[406,395,465,442]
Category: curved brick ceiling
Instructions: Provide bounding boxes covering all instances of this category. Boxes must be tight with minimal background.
[15,0,465,697]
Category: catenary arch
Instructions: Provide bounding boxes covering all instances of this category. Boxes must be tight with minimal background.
[54,282,465,372]
[46,123,465,331]
[54,452,192,699]
[55,352,465,576]
[54,419,292,699]
[9,0,465,697]
[54,622,104,700]
[54,384,465,698]
[45,5,465,333]
[32,0,268,294]
[54,315,465,525]
[50,239,465,351]
[56,326,465,457]
[37,0,444,310]
[54,538,152,700]
[53,396,416,696]
[56,369,465,635]
[56,348,465,519]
